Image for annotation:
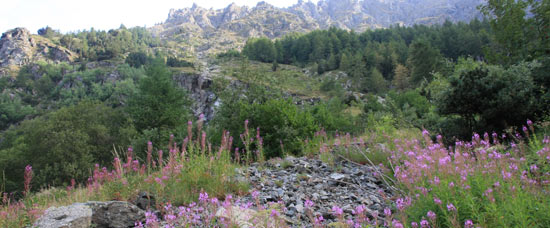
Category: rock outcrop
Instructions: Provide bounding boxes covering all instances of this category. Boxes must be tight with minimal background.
[33,201,145,228]
[174,71,217,120]
[0,28,35,68]
[0,28,75,70]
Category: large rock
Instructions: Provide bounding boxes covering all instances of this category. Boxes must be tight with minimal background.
[174,70,217,120]
[85,201,145,228]
[215,206,256,228]
[0,28,75,69]
[33,203,92,228]
[0,28,34,68]
[34,201,145,228]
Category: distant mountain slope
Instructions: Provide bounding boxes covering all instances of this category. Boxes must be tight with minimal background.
[151,0,484,55]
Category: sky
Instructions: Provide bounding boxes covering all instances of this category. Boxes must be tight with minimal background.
[0,0,318,34]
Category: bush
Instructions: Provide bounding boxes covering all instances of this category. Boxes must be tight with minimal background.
[166,57,193,68]
[217,49,242,59]
[213,98,318,158]
[0,94,35,131]
[126,52,152,68]
[438,60,539,135]
[0,102,136,193]
[309,98,359,134]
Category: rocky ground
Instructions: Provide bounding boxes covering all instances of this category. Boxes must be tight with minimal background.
[235,156,395,227]
[34,156,395,227]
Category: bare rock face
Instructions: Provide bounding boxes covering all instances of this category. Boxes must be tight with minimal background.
[33,203,93,228]
[0,28,35,67]
[174,71,217,120]
[0,28,75,69]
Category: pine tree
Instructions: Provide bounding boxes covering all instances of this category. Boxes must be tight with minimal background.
[128,58,191,132]
[392,64,411,90]
[407,39,442,85]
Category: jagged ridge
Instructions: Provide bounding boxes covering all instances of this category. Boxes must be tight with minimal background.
[151,0,484,55]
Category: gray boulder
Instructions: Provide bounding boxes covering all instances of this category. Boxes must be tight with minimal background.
[34,201,145,228]
[33,203,92,228]
[85,201,145,228]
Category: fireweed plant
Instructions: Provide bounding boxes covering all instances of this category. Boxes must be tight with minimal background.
[2,119,549,227]
[390,122,550,227]
[0,119,262,227]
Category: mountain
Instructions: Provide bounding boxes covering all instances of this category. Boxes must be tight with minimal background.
[151,0,484,55]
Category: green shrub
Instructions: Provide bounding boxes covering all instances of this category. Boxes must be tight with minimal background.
[0,102,136,192]
[213,98,318,158]
[126,52,152,68]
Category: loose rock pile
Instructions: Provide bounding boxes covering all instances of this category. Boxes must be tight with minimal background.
[236,156,394,226]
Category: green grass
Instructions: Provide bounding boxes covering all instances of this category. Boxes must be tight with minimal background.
[219,59,325,99]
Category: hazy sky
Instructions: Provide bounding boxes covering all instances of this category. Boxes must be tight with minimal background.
[0,0,318,34]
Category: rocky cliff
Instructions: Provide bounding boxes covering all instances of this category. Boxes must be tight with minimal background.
[151,0,484,55]
[0,28,76,73]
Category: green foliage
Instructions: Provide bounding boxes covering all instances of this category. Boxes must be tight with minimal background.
[242,38,277,63]
[320,78,344,97]
[213,98,318,158]
[127,58,192,135]
[37,26,60,39]
[308,98,359,134]
[407,39,443,85]
[55,26,160,61]
[241,21,491,92]
[101,142,241,205]
[0,94,35,131]
[126,51,152,68]
[217,49,242,59]
[438,59,539,133]
[166,57,193,68]
[480,0,550,64]
[0,102,136,192]
[388,90,431,120]
[392,64,411,91]
[364,68,388,94]
[363,94,385,113]
[9,63,145,111]
[480,0,533,65]
[532,57,550,117]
